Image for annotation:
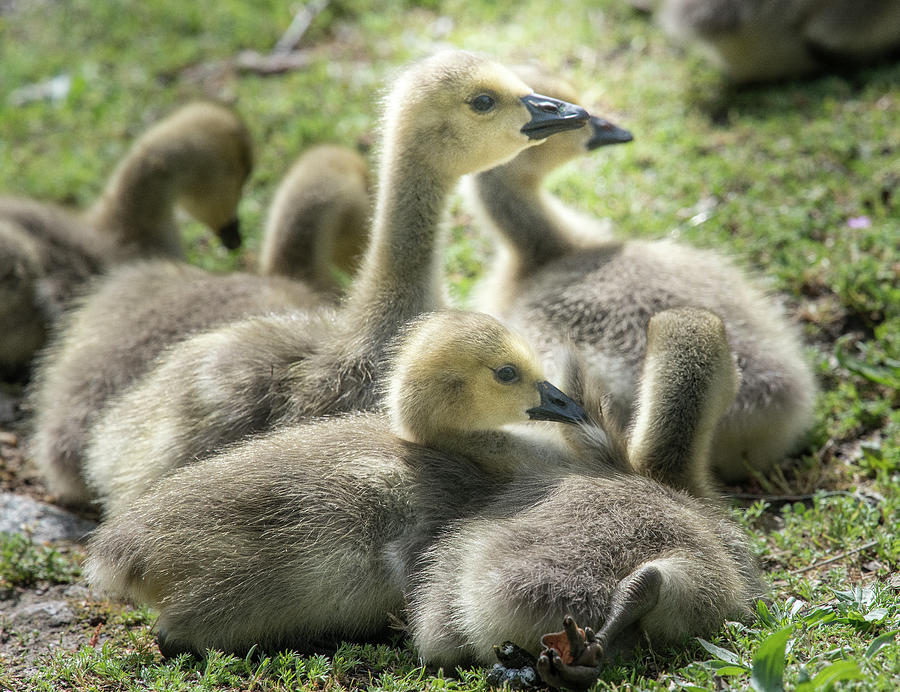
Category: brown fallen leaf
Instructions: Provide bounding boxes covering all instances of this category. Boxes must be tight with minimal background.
[89,622,102,648]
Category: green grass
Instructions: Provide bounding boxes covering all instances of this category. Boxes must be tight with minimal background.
[1,0,899,689]
[0,532,82,592]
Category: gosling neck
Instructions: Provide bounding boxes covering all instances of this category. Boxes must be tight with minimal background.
[259,199,328,288]
[87,144,183,259]
[409,424,533,478]
[628,368,717,498]
[476,164,578,277]
[344,142,449,337]
[395,403,566,478]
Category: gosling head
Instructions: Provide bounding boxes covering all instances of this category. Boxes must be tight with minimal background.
[385,310,587,446]
[148,102,254,249]
[380,50,591,180]
[491,65,632,183]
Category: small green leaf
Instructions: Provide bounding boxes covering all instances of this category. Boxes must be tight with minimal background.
[834,337,900,388]
[865,629,899,659]
[787,597,806,621]
[802,607,836,627]
[864,607,889,623]
[757,599,777,627]
[696,638,743,667]
[808,659,863,689]
[711,665,751,677]
[750,626,793,692]
[820,646,852,661]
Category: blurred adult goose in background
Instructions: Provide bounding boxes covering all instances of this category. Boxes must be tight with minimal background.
[27,146,359,506]
[655,0,900,83]
[72,50,589,506]
[84,310,588,655]
[259,144,371,296]
[0,101,252,374]
[470,67,815,483]
[408,308,763,689]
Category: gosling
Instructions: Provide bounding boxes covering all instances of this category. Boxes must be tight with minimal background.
[84,310,588,655]
[26,146,353,506]
[408,308,763,689]
[470,66,815,483]
[656,0,900,83]
[259,144,371,297]
[0,101,252,373]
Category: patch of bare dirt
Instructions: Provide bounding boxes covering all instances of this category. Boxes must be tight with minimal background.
[0,583,97,677]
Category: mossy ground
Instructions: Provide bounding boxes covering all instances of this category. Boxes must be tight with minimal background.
[1,1,898,689]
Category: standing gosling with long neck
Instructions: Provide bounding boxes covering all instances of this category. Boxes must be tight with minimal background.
[84,310,588,656]
[0,102,252,373]
[408,308,762,689]
[471,68,815,484]
[79,50,590,508]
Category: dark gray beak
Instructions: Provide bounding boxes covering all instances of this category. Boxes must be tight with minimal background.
[520,93,590,140]
[527,381,588,425]
[586,116,633,150]
[216,217,242,250]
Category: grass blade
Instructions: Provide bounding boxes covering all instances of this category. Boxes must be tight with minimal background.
[865,629,899,660]
[696,638,744,667]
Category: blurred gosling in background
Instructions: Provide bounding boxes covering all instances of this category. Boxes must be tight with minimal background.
[0,101,252,373]
[260,144,371,297]
[654,0,900,82]
[28,145,361,506]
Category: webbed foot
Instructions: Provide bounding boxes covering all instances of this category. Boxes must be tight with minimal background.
[537,565,664,689]
[537,615,604,690]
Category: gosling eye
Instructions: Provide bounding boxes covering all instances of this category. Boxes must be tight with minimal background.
[494,364,520,384]
[470,94,496,113]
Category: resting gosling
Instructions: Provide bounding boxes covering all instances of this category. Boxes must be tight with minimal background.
[259,144,371,296]
[77,50,589,507]
[471,68,815,483]
[84,310,588,655]
[408,308,763,689]
[656,0,900,83]
[0,102,252,372]
[26,150,342,506]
